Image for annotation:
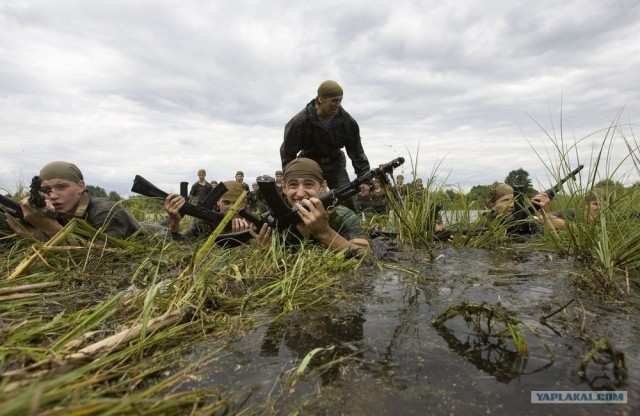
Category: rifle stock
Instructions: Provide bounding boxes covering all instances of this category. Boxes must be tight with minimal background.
[255,175,300,230]
[131,175,227,225]
[199,185,227,210]
[0,194,23,219]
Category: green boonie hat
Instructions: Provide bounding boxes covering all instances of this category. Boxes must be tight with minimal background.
[39,161,84,183]
[235,171,244,176]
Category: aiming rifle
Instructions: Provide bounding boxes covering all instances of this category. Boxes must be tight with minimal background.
[0,176,53,220]
[131,175,228,225]
[505,164,584,234]
[249,157,405,230]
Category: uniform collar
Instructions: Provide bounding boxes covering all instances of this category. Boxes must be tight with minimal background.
[72,193,91,217]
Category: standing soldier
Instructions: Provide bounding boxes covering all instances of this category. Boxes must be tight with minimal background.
[235,170,250,192]
[371,178,387,214]
[189,169,213,204]
[394,174,408,197]
[281,80,370,191]
[352,183,373,214]
[275,170,284,190]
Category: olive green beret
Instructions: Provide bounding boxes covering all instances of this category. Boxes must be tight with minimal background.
[39,161,84,183]
[317,80,343,98]
[283,158,324,184]
[222,181,245,200]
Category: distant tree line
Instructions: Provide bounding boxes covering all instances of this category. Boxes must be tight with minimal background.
[85,185,122,202]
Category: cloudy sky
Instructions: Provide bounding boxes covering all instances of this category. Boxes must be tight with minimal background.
[1,0,639,196]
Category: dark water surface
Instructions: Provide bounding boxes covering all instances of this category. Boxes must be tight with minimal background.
[180,245,638,415]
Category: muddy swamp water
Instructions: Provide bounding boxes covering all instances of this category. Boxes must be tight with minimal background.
[173,244,638,415]
[0,207,639,415]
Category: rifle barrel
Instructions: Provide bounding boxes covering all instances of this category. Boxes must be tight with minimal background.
[131,175,225,224]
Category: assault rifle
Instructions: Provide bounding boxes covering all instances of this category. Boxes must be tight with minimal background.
[0,194,23,219]
[0,176,52,220]
[506,164,584,234]
[131,175,227,225]
[248,157,405,230]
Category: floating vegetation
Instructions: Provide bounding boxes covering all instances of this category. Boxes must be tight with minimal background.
[431,301,534,356]
[580,338,627,389]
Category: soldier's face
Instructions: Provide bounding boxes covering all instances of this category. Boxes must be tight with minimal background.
[42,178,85,214]
[316,96,342,118]
[235,174,244,182]
[285,178,327,206]
[252,183,259,192]
[588,201,599,218]
[397,177,404,186]
[217,198,246,215]
[492,194,514,216]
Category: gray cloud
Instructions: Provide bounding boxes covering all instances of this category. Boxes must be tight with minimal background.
[1,0,638,198]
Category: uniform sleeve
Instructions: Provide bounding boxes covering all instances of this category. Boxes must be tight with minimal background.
[281,116,304,168]
[331,206,366,241]
[92,207,140,240]
[189,183,198,197]
[343,118,370,177]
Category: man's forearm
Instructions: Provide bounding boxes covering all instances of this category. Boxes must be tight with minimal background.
[315,228,369,251]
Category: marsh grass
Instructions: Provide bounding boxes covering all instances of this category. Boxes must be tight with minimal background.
[383,155,448,257]
[0,198,365,415]
[528,112,640,296]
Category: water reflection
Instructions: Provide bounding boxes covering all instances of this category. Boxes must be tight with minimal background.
[260,309,366,385]
[434,323,528,383]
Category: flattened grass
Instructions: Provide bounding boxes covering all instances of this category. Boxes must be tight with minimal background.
[0,211,363,415]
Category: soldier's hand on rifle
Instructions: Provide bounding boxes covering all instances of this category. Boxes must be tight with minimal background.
[295,197,330,237]
[164,194,185,231]
[531,192,565,229]
[230,217,251,233]
[250,222,272,250]
[18,197,63,237]
[531,192,552,215]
